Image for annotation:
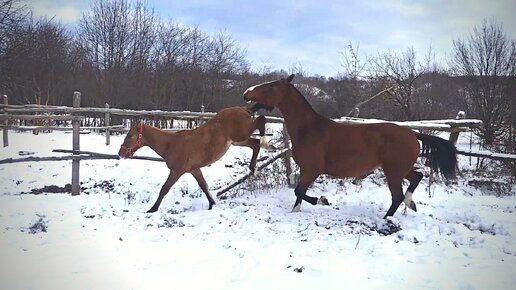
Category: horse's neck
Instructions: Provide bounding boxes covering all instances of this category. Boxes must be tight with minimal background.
[277,86,321,141]
[143,126,174,157]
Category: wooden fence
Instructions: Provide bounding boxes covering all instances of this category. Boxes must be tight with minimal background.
[1,92,513,197]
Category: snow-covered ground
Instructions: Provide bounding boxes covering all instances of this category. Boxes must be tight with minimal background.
[1,128,515,290]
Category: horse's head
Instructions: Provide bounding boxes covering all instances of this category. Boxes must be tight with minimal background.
[118,122,145,158]
[243,74,295,107]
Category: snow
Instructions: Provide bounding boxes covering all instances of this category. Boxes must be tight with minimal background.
[1,129,515,290]
[335,117,484,131]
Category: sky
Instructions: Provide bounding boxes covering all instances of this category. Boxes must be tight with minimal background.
[26,0,516,77]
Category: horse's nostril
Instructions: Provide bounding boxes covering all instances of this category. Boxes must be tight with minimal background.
[243,93,252,103]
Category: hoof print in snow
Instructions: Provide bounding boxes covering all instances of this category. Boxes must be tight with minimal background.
[343,219,402,236]
[25,215,48,234]
[288,265,305,273]
[294,266,304,273]
[376,220,402,236]
[28,184,72,194]
[158,216,186,228]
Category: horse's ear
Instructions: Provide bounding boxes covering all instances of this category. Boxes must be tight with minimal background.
[286,74,295,83]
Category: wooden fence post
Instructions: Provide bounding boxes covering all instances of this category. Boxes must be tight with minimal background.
[2,95,7,147]
[282,123,294,187]
[105,103,110,145]
[449,110,465,144]
[71,92,81,196]
[199,104,205,126]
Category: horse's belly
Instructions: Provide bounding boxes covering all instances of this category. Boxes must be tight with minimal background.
[187,140,231,170]
[211,141,232,162]
[325,157,380,178]
[205,140,232,164]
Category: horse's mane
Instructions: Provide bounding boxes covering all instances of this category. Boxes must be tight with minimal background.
[289,83,318,115]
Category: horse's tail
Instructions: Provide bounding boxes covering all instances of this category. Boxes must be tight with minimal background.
[246,103,274,115]
[416,133,457,179]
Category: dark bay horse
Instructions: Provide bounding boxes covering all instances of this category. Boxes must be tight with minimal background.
[118,105,269,213]
[244,74,457,218]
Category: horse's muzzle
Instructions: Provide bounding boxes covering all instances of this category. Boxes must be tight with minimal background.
[243,92,252,103]
[118,147,133,159]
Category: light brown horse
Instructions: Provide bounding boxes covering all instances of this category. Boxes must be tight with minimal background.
[244,74,457,218]
[118,105,270,213]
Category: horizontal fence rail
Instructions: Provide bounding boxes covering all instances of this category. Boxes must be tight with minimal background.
[3,92,514,199]
[336,117,484,132]
[0,105,285,123]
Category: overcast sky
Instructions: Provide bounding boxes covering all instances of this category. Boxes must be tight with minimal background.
[27,0,516,77]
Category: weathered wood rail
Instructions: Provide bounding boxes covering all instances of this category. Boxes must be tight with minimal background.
[2,91,513,199]
[0,92,288,196]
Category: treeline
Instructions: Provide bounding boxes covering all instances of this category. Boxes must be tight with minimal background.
[0,0,254,110]
[0,0,514,154]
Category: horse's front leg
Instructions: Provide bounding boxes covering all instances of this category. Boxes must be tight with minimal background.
[147,170,183,213]
[190,168,216,209]
[292,171,329,212]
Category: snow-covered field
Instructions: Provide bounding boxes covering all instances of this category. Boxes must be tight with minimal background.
[1,128,515,290]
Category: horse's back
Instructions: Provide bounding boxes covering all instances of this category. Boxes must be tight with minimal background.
[215,106,250,119]
[361,123,420,174]
[176,106,254,170]
[213,106,254,142]
[318,122,419,177]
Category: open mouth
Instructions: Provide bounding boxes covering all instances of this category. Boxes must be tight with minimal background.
[252,102,274,112]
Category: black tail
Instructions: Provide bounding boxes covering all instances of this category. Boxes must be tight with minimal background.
[416,133,457,179]
[246,102,274,114]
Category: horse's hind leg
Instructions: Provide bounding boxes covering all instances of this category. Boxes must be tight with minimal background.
[383,169,405,218]
[148,170,182,213]
[233,138,260,173]
[403,170,423,212]
[190,168,216,209]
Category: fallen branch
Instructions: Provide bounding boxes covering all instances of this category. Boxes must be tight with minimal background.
[0,125,124,132]
[217,148,290,199]
[53,149,119,158]
[456,149,516,161]
[0,155,114,164]
[53,149,164,162]
[0,150,165,164]
[346,86,394,117]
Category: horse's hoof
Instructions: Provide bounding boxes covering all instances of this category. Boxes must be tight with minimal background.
[291,204,301,213]
[317,196,330,206]
[408,201,417,212]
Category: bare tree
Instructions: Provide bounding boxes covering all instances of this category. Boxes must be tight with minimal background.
[0,13,76,107]
[336,42,378,117]
[0,0,28,93]
[450,18,516,146]
[0,0,27,54]
[371,47,424,120]
[340,41,369,80]
[205,30,248,109]
[78,0,133,106]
